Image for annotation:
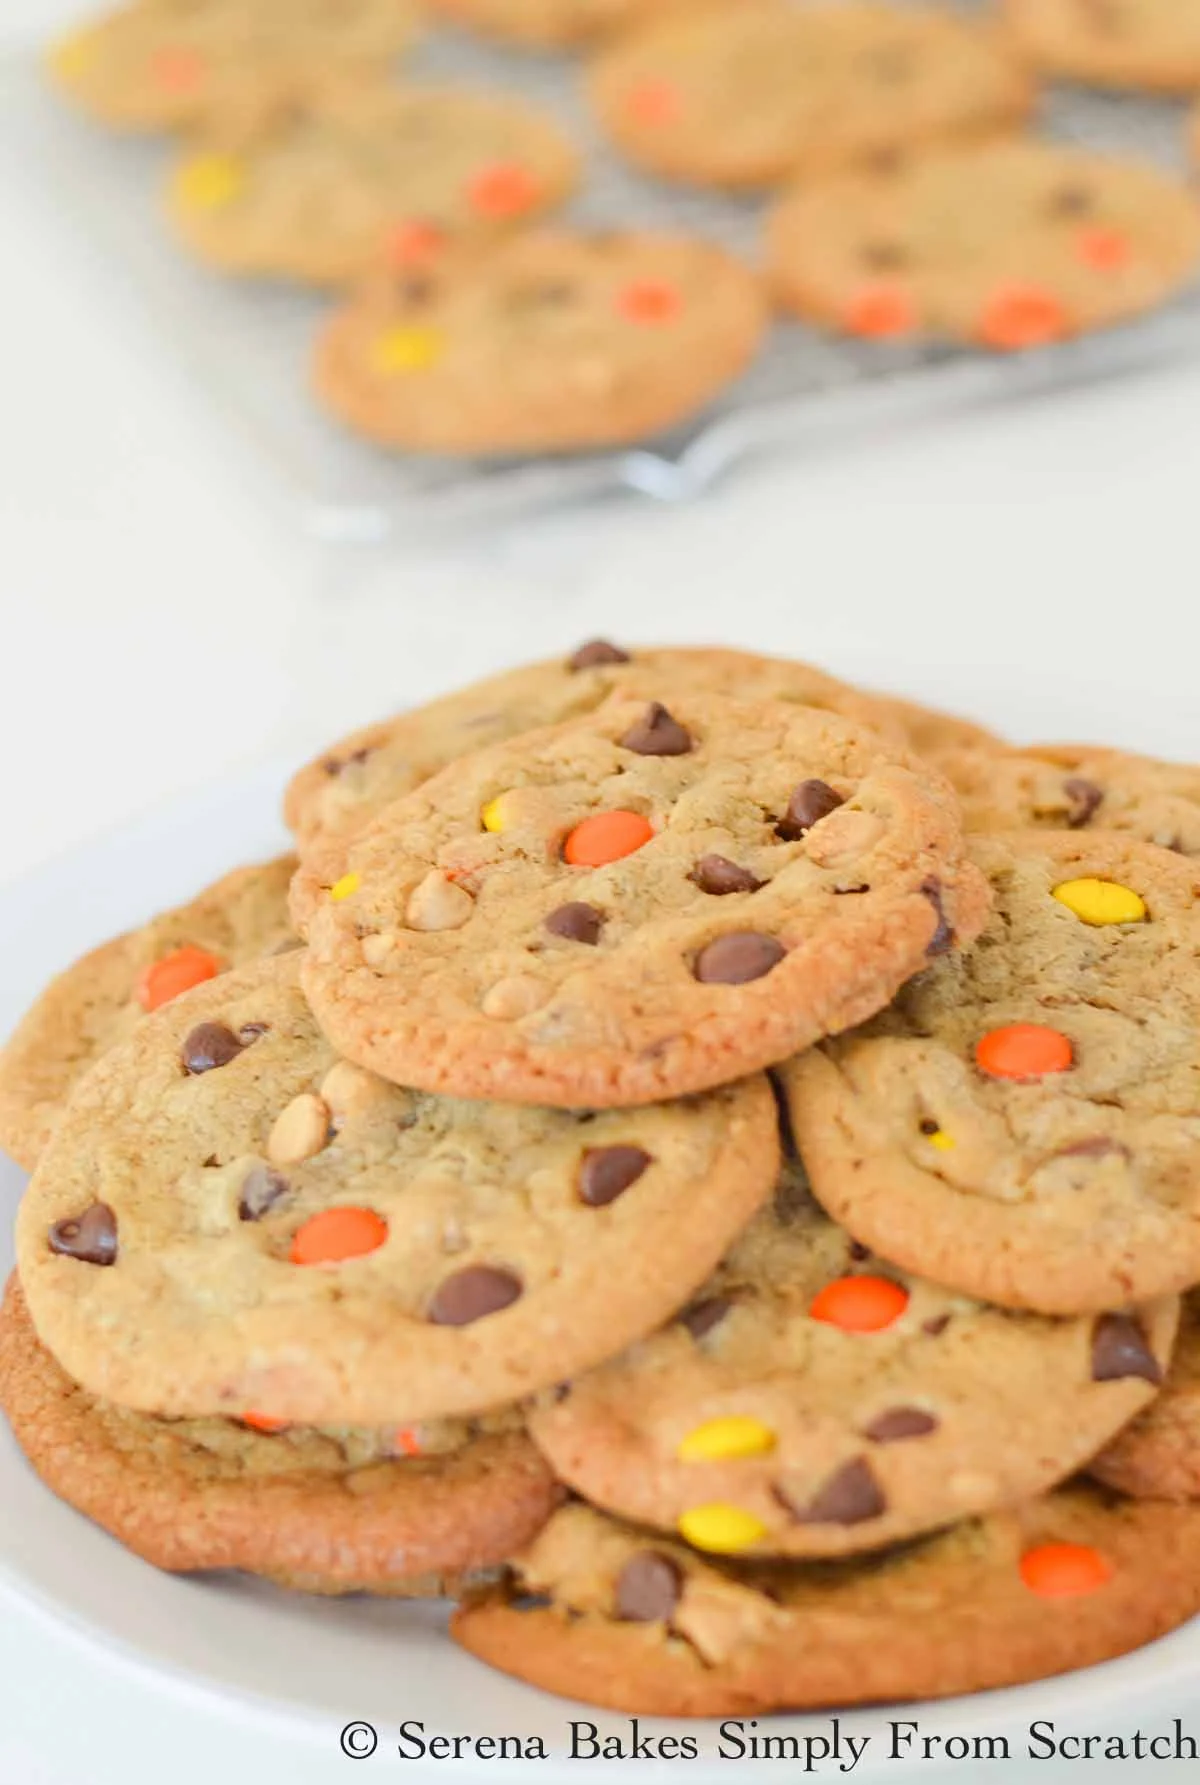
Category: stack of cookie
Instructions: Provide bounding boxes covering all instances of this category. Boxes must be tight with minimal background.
[45,0,1200,456]
[6,640,1200,1714]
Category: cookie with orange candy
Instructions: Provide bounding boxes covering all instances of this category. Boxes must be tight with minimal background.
[15,952,778,1425]
[0,1275,559,1595]
[0,854,296,1173]
[1005,0,1200,95]
[168,82,579,287]
[452,1488,1200,1715]
[784,830,1200,1315]
[529,1153,1177,1559]
[46,0,420,135]
[768,141,1200,351]
[293,691,990,1108]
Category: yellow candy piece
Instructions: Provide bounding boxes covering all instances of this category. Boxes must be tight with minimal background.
[1052,878,1147,927]
[926,1130,955,1152]
[481,795,511,834]
[48,29,96,82]
[677,1416,777,1464]
[679,1504,767,1554]
[373,325,443,375]
[176,154,244,211]
[330,873,361,903]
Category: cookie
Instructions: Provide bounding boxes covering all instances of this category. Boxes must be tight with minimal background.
[785,830,1200,1315]
[852,690,1001,765]
[1092,1292,1200,1500]
[587,3,1032,192]
[315,230,769,456]
[430,0,702,51]
[0,1276,558,1594]
[942,742,1200,857]
[16,953,777,1425]
[529,1158,1176,1559]
[284,643,919,877]
[769,141,1200,350]
[169,83,579,287]
[1005,0,1200,94]
[295,692,990,1107]
[453,1488,1200,1715]
[0,854,296,1174]
[47,0,420,135]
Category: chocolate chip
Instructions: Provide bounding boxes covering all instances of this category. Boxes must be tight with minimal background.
[511,1592,554,1612]
[238,1165,290,1222]
[689,855,764,896]
[544,902,603,945]
[693,932,785,985]
[777,779,845,841]
[1049,183,1094,217]
[619,702,693,757]
[862,240,907,270]
[1091,1314,1163,1386]
[615,1552,683,1623]
[918,1118,940,1136]
[848,1239,871,1263]
[922,1313,951,1337]
[49,1203,118,1266]
[767,1068,799,1164]
[863,1407,939,1444]
[778,1457,886,1526]
[578,1145,651,1207]
[1064,777,1104,828]
[181,1022,246,1075]
[921,878,954,957]
[568,639,629,671]
[427,1266,523,1326]
[679,1296,731,1339]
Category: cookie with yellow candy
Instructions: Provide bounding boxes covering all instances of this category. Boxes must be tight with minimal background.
[784,830,1200,1315]
[314,230,769,455]
[529,1157,1177,1559]
[47,0,420,135]
[452,1491,1200,1715]
[1004,0,1200,94]
[168,83,579,287]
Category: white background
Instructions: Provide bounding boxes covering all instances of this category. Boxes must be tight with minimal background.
[3,0,1200,1777]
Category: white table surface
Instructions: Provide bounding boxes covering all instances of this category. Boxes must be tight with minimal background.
[4,2,1200,1777]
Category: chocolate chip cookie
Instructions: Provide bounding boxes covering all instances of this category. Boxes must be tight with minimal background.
[169,83,579,287]
[0,854,296,1174]
[16,954,777,1425]
[296,692,989,1107]
[0,1276,558,1594]
[1092,1292,1200,1500]
[587,2,1032,191]
[1005,0,1200,94]
[452,1489,1200,1715]
[786,830,1200,1315]
[47,0,421,135]
[769,141,1200,349]
[314,231,768,455]
[530,1160,1176,1559]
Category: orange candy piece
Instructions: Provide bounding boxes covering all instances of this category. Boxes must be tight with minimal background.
[1020,1541,1113,1599]
[809,1275,909,1334]
[977,285,1069,351]
[842,283,918,340]
[136,944,222,1013]
[241,1411,289,1435]
[151,46,204,90]
[1076,227,1132,272]
[394,1427,423,1458]
[628,79,680,125]
[563,810,655,868]
[617,279,683,325]
[290,1207,388,1267]
[975,1023,1073,1081]
[389,219,445,268]
[468,163,539,219]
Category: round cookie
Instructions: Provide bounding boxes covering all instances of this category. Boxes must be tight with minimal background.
[169,83,579,287]
[16,954,778,1425]
[47,0,420,135]
[1005,0,1200,94]
[530,1159,1176,1559]
[314,231,769,456]
[0,854,297,1174]
[1092,1292,1200,1500]
[942,742,1200,857]
[785,830,1200,1316]
[283,642,920,876]
[586,3,1032,192]
[768,142,1200,350]
[296,691,990,1107]
[429,0,706,51]
[0,1276,558,1595]
[453,1489,1200,1715]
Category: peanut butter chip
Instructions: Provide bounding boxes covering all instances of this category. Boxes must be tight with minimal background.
[361,931,400,968]
[268,1093,331,1166]
[319,1061,382,1120]
[406,870,475,932]
[804,808,884,867]
[482,976,547,1020]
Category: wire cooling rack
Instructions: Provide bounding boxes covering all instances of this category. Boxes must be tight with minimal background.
[5,4,1200,539]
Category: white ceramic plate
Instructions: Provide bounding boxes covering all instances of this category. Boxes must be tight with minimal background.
[1,759,1198,1782]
